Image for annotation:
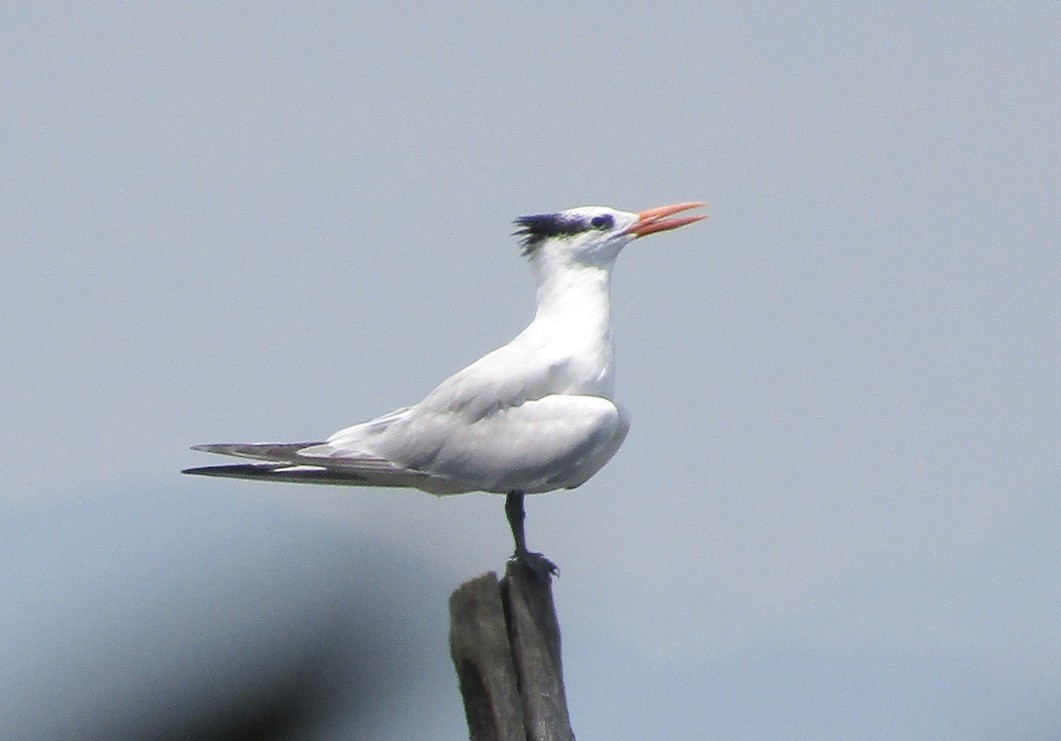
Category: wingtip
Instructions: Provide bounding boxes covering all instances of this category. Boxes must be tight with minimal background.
[181,463,279,479]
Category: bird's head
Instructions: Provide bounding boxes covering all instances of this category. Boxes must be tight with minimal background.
[514,202,706,265]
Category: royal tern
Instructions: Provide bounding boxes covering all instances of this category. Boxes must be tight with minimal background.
[184,201,707,575]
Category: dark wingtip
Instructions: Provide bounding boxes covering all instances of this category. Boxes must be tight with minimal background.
[181,463,277,478]
[181,464,239,476]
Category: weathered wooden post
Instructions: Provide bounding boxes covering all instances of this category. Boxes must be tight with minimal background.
[449,563,574,740]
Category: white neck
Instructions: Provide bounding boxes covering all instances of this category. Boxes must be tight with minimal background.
[531,249,613,323]
[526,249,617,396]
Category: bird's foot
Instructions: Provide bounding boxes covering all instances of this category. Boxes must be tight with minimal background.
[509,549,559,580]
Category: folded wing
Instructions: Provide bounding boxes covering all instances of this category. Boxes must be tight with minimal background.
[185,394,629,496]
[352,394,631,493]
[182,441,469,494]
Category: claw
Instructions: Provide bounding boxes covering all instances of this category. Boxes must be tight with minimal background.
[510,549,559,580]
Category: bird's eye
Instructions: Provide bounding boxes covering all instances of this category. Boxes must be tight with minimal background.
[590,214,613,230]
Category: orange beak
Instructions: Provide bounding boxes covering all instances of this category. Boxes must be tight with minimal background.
[625,201,707,238]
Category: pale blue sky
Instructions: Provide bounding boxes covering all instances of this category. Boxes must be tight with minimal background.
[2,3,1059,738]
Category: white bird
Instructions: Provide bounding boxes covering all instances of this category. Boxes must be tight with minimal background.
[184,201,707,575]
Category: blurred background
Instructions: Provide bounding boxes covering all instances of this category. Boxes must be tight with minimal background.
[2,3,1058,738]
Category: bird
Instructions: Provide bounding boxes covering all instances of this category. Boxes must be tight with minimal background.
[184,201,707,576]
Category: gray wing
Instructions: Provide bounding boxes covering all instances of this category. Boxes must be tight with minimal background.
[360,395,629,494]
[182,442,470,494]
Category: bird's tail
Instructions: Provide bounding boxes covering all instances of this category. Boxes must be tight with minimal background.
[189,442,324,462]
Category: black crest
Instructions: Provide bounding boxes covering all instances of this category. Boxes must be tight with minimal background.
[513,213,587,256]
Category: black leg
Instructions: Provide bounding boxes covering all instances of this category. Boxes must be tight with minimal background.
[505,490,528,553]
[505,490,558,579]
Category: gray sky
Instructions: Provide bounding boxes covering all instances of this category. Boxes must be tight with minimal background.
[2,3,1059,738]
